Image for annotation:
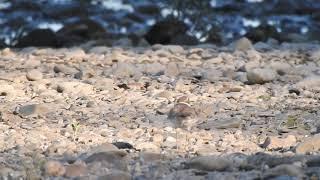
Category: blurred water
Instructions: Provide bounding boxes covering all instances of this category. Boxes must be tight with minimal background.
[0,0,319,45]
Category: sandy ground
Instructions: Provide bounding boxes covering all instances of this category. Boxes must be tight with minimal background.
[0,39,320,179]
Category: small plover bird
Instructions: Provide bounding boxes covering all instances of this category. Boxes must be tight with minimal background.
[167,96,198,156]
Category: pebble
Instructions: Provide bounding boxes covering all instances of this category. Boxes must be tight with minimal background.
[56,81,94,95]
[296,134,320,154]
[97,171,131,180]
[64,163,87,177]
[53,64,78,75]
[263,164,304,178]
[165,62,180,77]
[45,160,66,177]
[26,69,43,81]
[187,156,232,171]
[141,62,165,76]
[246,68,277,84]
[84,151,128,171]
[15,104,48,117]
[234,37,253,51]
[135,142,160,152]
[199,118,242,129]
[295,76,320,91]
[261,135,297,150]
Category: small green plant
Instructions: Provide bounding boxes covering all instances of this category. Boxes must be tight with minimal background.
[285,115,298,129]
[257,95,271,101]
[71,121,80,142]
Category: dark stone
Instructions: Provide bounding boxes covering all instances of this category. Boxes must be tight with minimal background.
[15,29,61,48]
[144,18,189,45]
[207,26,224,45]
[246,24,280,43]
[136,4,160,15]
[84,152,128,171]
[171,34,198,45]
[288,88,300,95]
[112,142,134,150]
[57,18,107,46]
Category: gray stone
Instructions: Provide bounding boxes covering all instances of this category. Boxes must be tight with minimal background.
[56,82,94,95]
[165,62,180,77]
[53,64,78,75]
[141,62,165,76]
[296,134,320,154]
[263,164,304,178]
[84,151,128,171]
[234,37,253,52]
[199,118,242,129]
[97,171,131,180]
[187,156,232,171]
[45,160,66,177]
[247,68,277,84]
[15,104,49,117]
[112,62,139,78]
[295,76,320,91]
[26,69,43,81]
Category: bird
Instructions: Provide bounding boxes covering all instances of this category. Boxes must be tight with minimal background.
[167,96,198,156]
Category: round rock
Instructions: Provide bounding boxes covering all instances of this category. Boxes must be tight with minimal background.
[26,69,43,81]
[247,68,277,84]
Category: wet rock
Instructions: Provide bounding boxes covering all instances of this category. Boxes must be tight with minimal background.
[171,34,199,45]
[144,18,188,45]
[64,163,87,177]
[296,134,320,154]
[247,68,277,84]
[187,156,232,171]
[234,37,253,52]
[112,37,133,47]
[207,26,224,45]
[246,25,280,43]
[261,135,297,150]
[16,29,60,48]
[136,3,160,15]
[26,69,43,81]
[57,18,106,45]
[45,160,66,177]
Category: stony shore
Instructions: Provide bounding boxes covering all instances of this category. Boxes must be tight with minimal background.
[0,39,320,179]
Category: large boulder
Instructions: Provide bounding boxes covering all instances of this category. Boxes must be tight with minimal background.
[144,18,190,45]
[15,29,61,47]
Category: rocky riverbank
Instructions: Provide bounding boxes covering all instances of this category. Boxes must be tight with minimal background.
[0,39,320,179]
